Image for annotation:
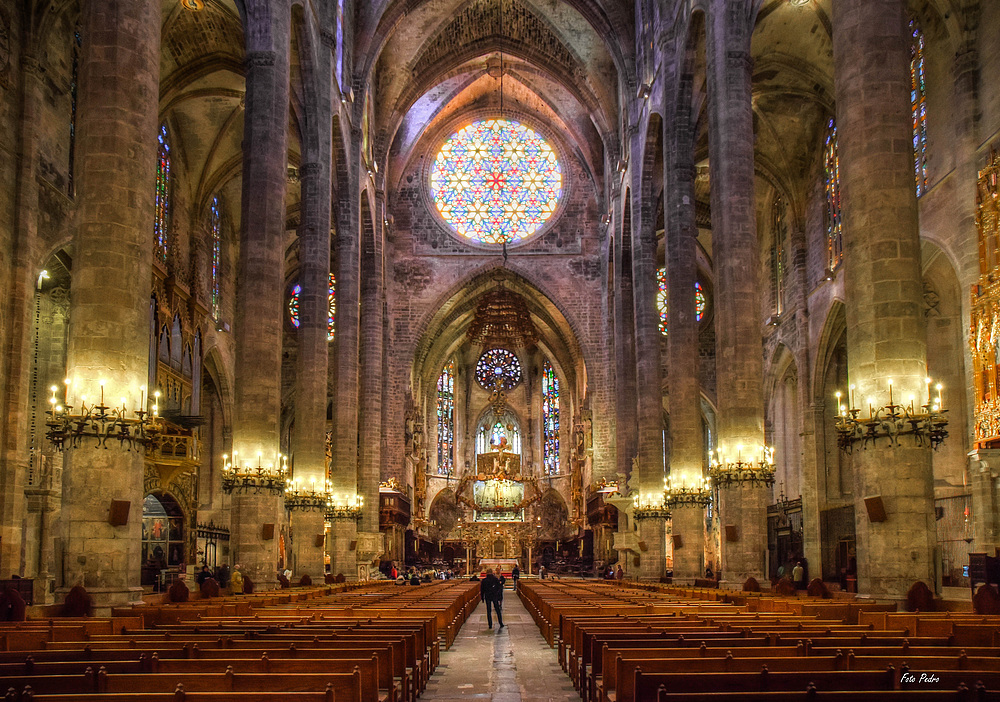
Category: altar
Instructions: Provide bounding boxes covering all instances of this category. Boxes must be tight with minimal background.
[476,558,519,579]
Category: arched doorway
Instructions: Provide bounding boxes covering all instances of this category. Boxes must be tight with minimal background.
[141,493,185,587]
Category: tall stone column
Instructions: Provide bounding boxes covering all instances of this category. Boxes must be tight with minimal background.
[0,52,45,580]
[631,137,667,580]
[832,0,935,597]
[357,190,385,566]
[664,71,705,584]
[230,6,291,590]
[705,0,767,583]
[613,197,638,484]
[286,28,335,585]
[329,132,362,579]
[290,155,331,582]
[800,404,826,575]
[59,0,160,612]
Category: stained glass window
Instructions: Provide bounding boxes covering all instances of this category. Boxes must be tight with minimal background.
[477,419,521,455]
[430,119,562,244]
[911,19,928,196]
[155,124,171,263]
[475,348,522,390]
[335,0,345,91]
[210,196,222,319]
[657,268,669,336]
[771,195,787,316]
[288,274,336,341]
[824,118,843,270]
[657,271,706,336]
[542,360,560,476]
[437,359,455,475]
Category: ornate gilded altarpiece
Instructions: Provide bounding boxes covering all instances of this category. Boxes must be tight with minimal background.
[971,151,1000,447]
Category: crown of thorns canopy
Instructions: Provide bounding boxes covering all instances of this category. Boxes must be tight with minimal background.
[466,284,537,350]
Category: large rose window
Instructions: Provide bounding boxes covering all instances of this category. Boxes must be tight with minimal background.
[431,119,562,245]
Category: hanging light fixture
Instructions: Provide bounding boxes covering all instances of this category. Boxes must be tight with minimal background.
[833,377,949,452]
[466,278,538,350]
[45,379,162,452]
[708,444,776,489]
[664,475,712,507]
[221,450,287,495]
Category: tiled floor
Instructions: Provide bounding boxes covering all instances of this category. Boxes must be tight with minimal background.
[421,591,578,701]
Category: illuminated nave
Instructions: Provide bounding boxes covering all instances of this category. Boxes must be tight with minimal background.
[0,1,999,694]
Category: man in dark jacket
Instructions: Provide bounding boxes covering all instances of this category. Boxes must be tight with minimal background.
[511,565,520,591]
[480,568,504,629]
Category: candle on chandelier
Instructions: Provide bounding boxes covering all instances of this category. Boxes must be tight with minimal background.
[850,384,856,411]
[835,391,843,417]
[925,377,932,406]
[887,378,893,406]
[936,383,944,410]
[99,379,105,407]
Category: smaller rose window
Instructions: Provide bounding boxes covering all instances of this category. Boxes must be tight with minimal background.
[475,348,522,391]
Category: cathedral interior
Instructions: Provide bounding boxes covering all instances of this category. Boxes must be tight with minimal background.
[2,0,1000,622]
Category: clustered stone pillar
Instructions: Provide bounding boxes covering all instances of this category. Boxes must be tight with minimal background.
[705,0,767,583]
[631,136,668,581]
[230,6,291,590]
[330,152,362,579]
[290,154,331,583]
[832,0,935,597]
[612,192,638,571]
[664,73,705,585]
[286,29,336,586]
[0,51,45,581]
[357,193,386,572]
[59,0,160,612]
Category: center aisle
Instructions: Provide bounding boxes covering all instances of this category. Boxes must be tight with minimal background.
[422,586,578,702]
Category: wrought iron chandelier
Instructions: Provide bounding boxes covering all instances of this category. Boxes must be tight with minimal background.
[466,280,538,350]
[285,476,332,512]
[708,444,776,489]
[664,475,712,507]
[833,378,948,452]
[221,450,287,495]
[632,491,671,520]
[45,381,162,452]
[325,493,364,521]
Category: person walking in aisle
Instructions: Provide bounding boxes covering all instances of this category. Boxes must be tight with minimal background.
[511,564,520,591]
[480,568,504,630]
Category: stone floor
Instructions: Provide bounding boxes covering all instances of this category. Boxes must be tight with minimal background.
[421,590,577,701]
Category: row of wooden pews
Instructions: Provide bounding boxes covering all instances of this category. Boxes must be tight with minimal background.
[519,580,1000,702]
[0,580,480,701]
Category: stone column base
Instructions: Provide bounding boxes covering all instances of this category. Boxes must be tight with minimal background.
[328,518,358,581]
[636,518,667,581]
[290,510,326,584]
[670,506,705,582]
[354,531,384,581]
